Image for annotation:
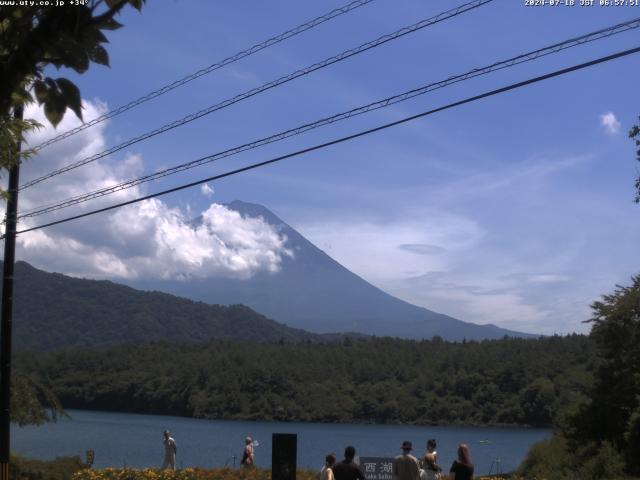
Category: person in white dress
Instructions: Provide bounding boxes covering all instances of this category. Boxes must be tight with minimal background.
[320,453,337,480]
[421,439,441,480]
[161,430,177,470]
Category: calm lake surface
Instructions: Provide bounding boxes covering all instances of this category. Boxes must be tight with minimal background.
[12,410,550,475]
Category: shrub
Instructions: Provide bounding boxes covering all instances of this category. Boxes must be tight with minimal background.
[10,455,86,480]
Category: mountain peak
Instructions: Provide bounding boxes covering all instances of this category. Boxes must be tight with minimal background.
[226,200,286,228]
[131,200,534,341]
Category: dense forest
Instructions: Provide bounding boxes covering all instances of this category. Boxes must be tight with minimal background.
[17,334,594,427]
[4,261,333,350]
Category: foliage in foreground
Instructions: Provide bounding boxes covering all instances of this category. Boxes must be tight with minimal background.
[0,1,145,176]
[10,374,66,426]
[17,334,594,427]
[71,468,319,480]
[10,455,86,480]
[68,468,520,480]
[517,435,632,480]
[518,275,640,479]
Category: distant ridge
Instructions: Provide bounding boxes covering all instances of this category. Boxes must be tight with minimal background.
[129,200,535,341]
[2,261,329,351]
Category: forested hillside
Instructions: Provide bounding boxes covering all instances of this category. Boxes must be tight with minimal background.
[5,261,327,349]
[17,335,594,427]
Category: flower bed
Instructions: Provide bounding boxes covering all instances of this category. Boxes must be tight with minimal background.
[72,468,320,480]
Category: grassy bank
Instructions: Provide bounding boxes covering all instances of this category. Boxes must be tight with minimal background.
[10,455,87,480]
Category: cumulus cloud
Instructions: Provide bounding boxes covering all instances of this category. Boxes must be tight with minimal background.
[11,99,292,280]
[201,183,214,197]
[600,112,621,135]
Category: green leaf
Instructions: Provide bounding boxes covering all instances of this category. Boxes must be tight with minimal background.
[56,78,83,120]
[88,44,109,67]
[44,100,64,127]
[0,19,10,34]
[70,51,90,74]
[129,0,144,11]
[10,88,32,105]
[33,80,48,104]
[82,26,109,45]
[44,76,56,88]
[96,17,123,31]
[105,0,125,8]
[43,89,66,127]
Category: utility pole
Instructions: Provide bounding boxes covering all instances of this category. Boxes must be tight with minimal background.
[0,106,23,480]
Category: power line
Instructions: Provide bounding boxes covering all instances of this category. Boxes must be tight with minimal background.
[17,17,640,220]
[30,0,376,152]
[12,45,640,238]
[20,0,495,190]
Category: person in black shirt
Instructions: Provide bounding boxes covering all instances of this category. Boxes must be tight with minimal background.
[449,443,473,480]
[332,446,367,480]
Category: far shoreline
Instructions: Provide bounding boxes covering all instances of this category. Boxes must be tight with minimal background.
[46,408,554,431]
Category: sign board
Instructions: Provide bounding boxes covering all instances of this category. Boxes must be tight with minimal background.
[272,433,296,480]
[359,457,394,480]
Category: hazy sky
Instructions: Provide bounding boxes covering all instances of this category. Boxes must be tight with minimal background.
[9,0,640,335]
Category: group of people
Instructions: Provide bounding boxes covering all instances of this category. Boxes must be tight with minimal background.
[161,430,473,480]
[160,431,255,470]
[321,441,474,480]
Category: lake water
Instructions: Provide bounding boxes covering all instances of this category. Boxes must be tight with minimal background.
[12,410,550,476]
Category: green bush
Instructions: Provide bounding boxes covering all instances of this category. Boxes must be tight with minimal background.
[517,435,637,480]
[517,435,572,480]
[10,455,87,480]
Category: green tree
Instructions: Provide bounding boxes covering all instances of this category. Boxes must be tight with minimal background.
[0,0,145,423]
[11,375,66,426]
[519,377,556,425]
[566,275,640,476]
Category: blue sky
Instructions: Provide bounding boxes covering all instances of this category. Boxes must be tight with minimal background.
[11,0,640,335]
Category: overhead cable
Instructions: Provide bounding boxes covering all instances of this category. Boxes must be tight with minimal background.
[17,17,640,220]
[12,45,640,237]
[30,0,377,152]
[20,0,495,190]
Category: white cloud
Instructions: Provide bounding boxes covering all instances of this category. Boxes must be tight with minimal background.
[600,112,621,135]
[201,183,214,197]
[527,274,571,284]
[294,202,594,335]
[298,212,484,286]
[397,244,445,256]
[11,100,292,280]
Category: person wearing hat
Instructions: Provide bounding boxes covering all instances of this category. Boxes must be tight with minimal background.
[392,441,421,480]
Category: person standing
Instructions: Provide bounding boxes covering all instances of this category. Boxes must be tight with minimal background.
[321,453,337,480]
[332,446,366,480]
[241,436,255,468]
[448,444,473,480]
[392,441,420,480]
[422,439,441,480]
[161,430,177,470]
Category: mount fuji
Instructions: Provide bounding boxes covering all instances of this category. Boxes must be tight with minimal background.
[127,200,533,341]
